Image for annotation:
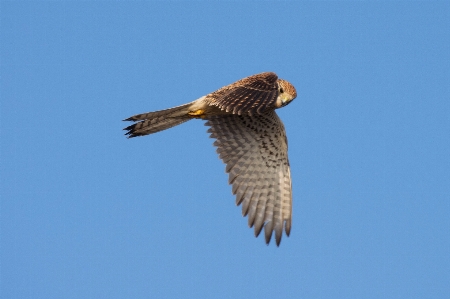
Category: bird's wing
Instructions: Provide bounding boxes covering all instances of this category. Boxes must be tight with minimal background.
[205,72,280,116]
[205,111,292,246]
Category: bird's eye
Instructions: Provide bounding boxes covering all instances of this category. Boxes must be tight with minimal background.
[279,87,284,93]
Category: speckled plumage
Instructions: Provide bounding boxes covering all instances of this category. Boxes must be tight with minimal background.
[123,72,297,246]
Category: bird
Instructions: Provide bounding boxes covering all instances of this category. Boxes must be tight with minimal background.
[123,72,297,246]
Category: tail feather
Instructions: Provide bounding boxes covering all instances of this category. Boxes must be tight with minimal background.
[123,102,193,137]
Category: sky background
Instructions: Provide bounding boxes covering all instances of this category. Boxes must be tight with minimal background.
[2,2,449,299]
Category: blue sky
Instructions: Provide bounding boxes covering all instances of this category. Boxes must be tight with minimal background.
[2,2,449,298]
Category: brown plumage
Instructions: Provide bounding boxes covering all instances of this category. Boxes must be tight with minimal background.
[123,72,297,246]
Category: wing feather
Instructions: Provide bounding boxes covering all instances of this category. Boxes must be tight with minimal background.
[205,72,280,116]
[205,111,292,246]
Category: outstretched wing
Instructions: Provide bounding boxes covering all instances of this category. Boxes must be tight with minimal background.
[205,72,280,116]
[205,111,292,246]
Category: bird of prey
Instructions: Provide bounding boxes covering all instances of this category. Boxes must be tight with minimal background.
[123,72,297,246]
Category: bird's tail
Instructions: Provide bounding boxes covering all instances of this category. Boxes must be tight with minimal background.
[123,101,194,137]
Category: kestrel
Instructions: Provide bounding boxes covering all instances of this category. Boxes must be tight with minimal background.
[123,72,297,246]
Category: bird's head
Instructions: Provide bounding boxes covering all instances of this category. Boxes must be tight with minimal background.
[275,79,297,108]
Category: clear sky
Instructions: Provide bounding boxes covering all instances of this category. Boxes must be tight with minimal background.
[2,2,449,299]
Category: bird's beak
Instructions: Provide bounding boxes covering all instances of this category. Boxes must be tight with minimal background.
[281,95,293,107]
[276,94,294,108]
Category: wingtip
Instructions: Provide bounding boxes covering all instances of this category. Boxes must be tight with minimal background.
[285,219,291,237]
[264,222,273,245]
[275,234,282,247]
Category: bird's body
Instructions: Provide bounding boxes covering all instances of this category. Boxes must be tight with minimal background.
[124,72,297,246]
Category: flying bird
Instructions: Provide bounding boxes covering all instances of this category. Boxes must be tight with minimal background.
[123,72,297,246]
